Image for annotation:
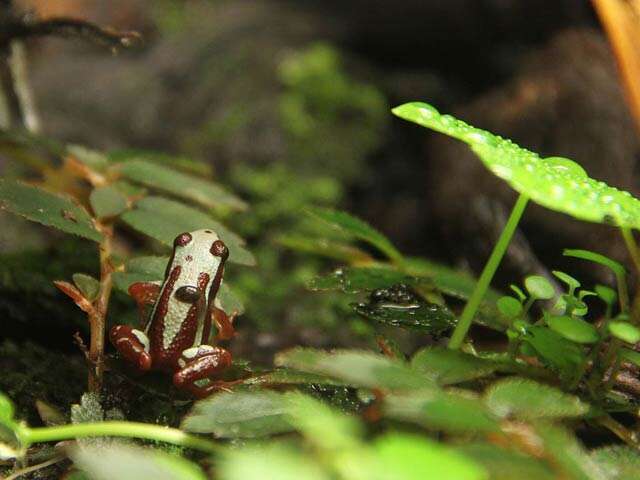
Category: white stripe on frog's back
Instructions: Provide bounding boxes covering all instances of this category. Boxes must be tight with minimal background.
[158,229,224,350]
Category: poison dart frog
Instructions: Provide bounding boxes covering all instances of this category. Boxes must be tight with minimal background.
[110,229,237,398]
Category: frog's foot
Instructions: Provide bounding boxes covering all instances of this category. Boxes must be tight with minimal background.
[173,345,232,398]
[110,325,152,372]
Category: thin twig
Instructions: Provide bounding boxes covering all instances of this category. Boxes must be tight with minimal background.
[0,18,141,51]
[87,222,114,392]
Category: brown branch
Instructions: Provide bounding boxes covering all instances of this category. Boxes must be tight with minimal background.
[0,18,141,51]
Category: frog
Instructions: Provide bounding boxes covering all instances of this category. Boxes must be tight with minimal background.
[110,229,238,398]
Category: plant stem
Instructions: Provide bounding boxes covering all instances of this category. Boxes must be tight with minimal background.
[621,227,640,276]
[87,222,114,392]
[22,422,218,454]
[448,194,529,349]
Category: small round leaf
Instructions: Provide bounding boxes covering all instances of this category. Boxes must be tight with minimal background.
[546,315,599,344]
[595,285,617,307]
[497,296,523,318]
[608,322,640,344]
[524,276,555,300]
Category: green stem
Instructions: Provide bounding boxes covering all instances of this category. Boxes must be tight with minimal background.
[621,227,640,276]
[448,194,529,350]
[22,422,218,454]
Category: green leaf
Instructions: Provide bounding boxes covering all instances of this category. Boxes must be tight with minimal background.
[112,256,166,292]
[563,248,626,278]
[497,296,522,318]
[608,321,640,344]
[518,324,585,380]
[308,266,431,293]
[67,144,109,170]
[286,393,361,451]
[510,284,527,302]
[117,160,246,211]
[218,442,330,480]
[306,207,402,261]
[0,180,101,242]
[241,369,346,387]
[218,283,245,315]
[595,284,617,307]
[374,433,487,480]
[275,348,434,390]
[70,443,207,480]
[90,185,128,219]
[590,445,640,480]
[534,423,607,480]
[546,315,599,344]
[457,443,556,480]
[72,273,100,302]
[182,391,293,438]
[121,196,255,266]
[0,393,15,428]
[353,293,456,335]
[553,270,581,294]
[484,378,589,420]
[524,275,555,300]
[109,149,213,176]
[385,391,499,434]
[619,347,640,367]
[392,102,640,229]
[277,235,373,263]
[411,347,500,385]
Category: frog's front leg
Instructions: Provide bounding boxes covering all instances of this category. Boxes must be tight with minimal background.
[173,345,232,398]
[109,325,152,372]
[128,281,161,327]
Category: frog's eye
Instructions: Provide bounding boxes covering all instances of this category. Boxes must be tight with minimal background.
[175,285,202,303]
[210,239,229,261]
[174,232,192,247]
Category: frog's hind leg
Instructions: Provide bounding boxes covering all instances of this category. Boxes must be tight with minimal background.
[110,325,152,372]
[173,345,232,398]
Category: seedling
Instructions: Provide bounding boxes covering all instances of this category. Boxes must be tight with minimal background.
[393,102,640,349]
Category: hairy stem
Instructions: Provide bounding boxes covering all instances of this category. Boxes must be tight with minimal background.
[87,222,114,392]
[22,422,218,454]
[448,194,529,349]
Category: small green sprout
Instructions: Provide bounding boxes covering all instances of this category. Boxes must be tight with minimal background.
[496,296,522,319]
[608,321,640,344]
[509,284,527,302]
[595,284,617,318]
[393,101,640,349]
[524,276,555,300]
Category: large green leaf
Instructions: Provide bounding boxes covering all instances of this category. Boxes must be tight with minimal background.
[393,102,640,228]
[120,196,255,265]
[590,445,640,480]
[278,234,373,263]
[534,423,606,480]
[118,160,246,211]
[182,391,293,438]
[456,444,556,480]
[0,180,101,242]
[385,391,499,434]
[306,207,402,261]
[484,378,589,420]
[275,348,434,390]
[411,347,501,385]
[373,433,487,480]
[218,443,330,480]
[70,443,207,480]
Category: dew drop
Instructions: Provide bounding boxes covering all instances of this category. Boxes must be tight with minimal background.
[544,156,587,178]
[417,104,438,119]
[491,165,513,180]
[463,130,496,146]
